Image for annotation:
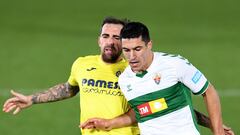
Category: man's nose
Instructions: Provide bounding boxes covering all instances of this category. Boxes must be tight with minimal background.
[130,50,136,60]
[106,37,114,45]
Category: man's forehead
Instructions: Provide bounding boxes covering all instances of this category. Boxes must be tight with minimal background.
[122,38,145,48]
[102,24,123,32]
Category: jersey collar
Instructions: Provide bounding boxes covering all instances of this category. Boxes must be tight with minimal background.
[136,70,148,78]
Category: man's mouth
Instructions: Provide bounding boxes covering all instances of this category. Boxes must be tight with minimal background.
[105,47,112,51]
[104,47,114,54]
[129,61,139,67]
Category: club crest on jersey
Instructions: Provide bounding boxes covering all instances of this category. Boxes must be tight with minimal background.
[116,71,121,77]
[153,73,161,85]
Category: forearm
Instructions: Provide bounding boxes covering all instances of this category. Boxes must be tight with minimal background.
[31,82,79,104]
[109,109,137,129]
[203,84,224,135]
[194,109,211,128]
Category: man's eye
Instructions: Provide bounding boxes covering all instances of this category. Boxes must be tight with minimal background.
[102,35,108,38]
[114,37,120,40]
[135,47,141,51]
[123,49,130,52]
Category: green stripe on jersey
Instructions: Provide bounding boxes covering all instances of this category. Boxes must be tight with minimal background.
[193,81,209,95]
[128,82,201,123]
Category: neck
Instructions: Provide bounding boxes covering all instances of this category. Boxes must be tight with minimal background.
[143,52,154,71]
[101,56,123,64]
[133,52,154,73]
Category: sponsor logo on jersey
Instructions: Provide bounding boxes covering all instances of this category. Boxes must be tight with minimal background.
[137,98,168,117]
[81,79,123,96]
[126,84,132,92]
[82,78,120,89]
[86,67,96,71]
[82,87,123,96]
[153,73,161,85]
[192,71,202,84]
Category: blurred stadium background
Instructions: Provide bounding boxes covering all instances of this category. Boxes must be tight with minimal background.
[0,0,239,134]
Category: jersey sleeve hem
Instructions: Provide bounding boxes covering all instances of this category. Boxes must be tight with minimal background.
[67,80,78,86]
[193,81,209,95]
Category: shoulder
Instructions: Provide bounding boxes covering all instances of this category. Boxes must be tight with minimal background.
[155,52,183,61]
[75,55,99,62]
[118,66,131,84]
[155,52,191,67]
[73,55,100,65]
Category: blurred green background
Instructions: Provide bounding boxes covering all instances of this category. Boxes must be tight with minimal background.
[1,0,239,134]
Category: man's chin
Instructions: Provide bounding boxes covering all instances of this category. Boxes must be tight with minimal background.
[102,55,117,63]
[130,67,141,73]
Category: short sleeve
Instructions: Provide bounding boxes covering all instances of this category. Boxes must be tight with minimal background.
[67,58,81,86]
[175,56,209,95]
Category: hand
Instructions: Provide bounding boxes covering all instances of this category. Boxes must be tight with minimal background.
[80,118,112,131]
[223,124,235,135]
[2,90,33,114]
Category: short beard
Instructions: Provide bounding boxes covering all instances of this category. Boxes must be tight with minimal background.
[101,52,121,63]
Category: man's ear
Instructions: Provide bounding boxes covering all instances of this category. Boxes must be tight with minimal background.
[98,36,101,47]
[147,40,153,50]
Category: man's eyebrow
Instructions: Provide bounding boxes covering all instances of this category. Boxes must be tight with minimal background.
[101,33,109,36]
[122,47,129,49]
[113,35,120,38]
[122,46,142,50]
[133,46,142,49]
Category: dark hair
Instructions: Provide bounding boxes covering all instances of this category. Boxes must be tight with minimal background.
[100,16,129,33]
[120,22,150,44]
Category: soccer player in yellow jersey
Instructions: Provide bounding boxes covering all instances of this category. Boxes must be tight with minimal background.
[2,17,139,135]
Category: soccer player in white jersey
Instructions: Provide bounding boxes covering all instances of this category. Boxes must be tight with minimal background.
[80,22,235,135]
[118,22,224,135]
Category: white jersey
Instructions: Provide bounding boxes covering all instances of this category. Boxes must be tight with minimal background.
[119,52,209,135]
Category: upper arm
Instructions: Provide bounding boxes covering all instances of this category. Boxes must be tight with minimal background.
[66,82,79,97]
[202,83,217,98]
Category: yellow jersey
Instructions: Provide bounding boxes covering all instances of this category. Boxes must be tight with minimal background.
[68,55,139,135]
